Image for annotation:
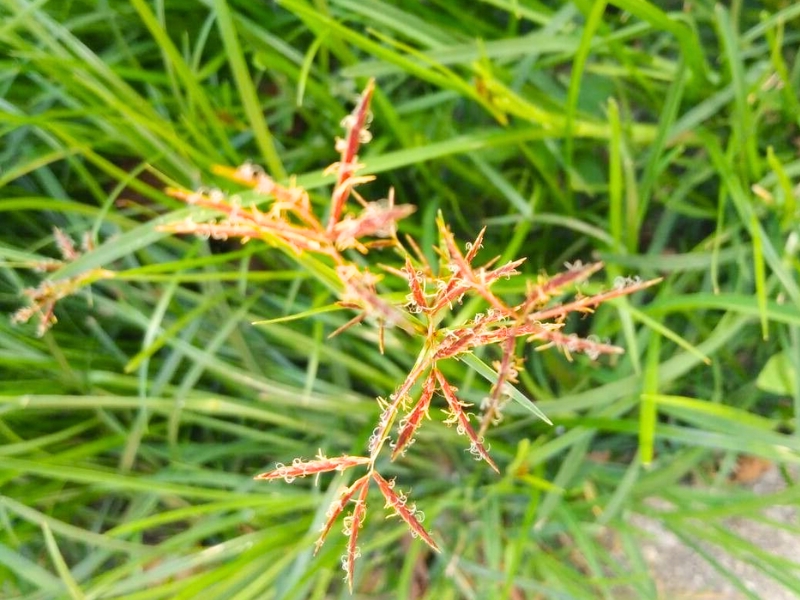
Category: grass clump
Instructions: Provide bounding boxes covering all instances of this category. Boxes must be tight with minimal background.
[2,1,800,598]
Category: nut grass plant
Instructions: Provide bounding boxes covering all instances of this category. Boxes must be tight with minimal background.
[158,79,659,588]
[3,1,800,598]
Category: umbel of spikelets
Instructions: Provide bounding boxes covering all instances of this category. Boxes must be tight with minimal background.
[160,81,657,589]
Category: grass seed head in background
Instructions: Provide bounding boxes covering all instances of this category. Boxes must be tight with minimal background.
[157,79,659,589]
[12,228,113,337]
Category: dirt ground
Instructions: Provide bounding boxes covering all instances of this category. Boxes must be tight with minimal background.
[628,467,800,599]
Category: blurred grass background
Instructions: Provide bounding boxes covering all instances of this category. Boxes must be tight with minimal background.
[1,0,799,598]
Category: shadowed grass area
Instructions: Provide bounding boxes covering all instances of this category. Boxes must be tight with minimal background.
[1,0,799,598]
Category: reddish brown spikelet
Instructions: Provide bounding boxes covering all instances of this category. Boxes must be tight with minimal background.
[434,369,499,473]
[368,356,435,457]
[479,335,517,436]
[434,327,477,360]
[372,472,439,552]
[369,401,399,457]
[534,330,624,361]
[429,277,472,315]
[315,474,371,555]
[438,216,474,280]
[483,257,527,286]
[464,226,486,264]
[526,275,662,323]
[539,260,604,295]
[328,79,376,233]
[392,358,433,410]
[254,454,370,482]
[403,254,429,313]
[344,481,369,592]
[333,191,416,251]
[391,371,437,460]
